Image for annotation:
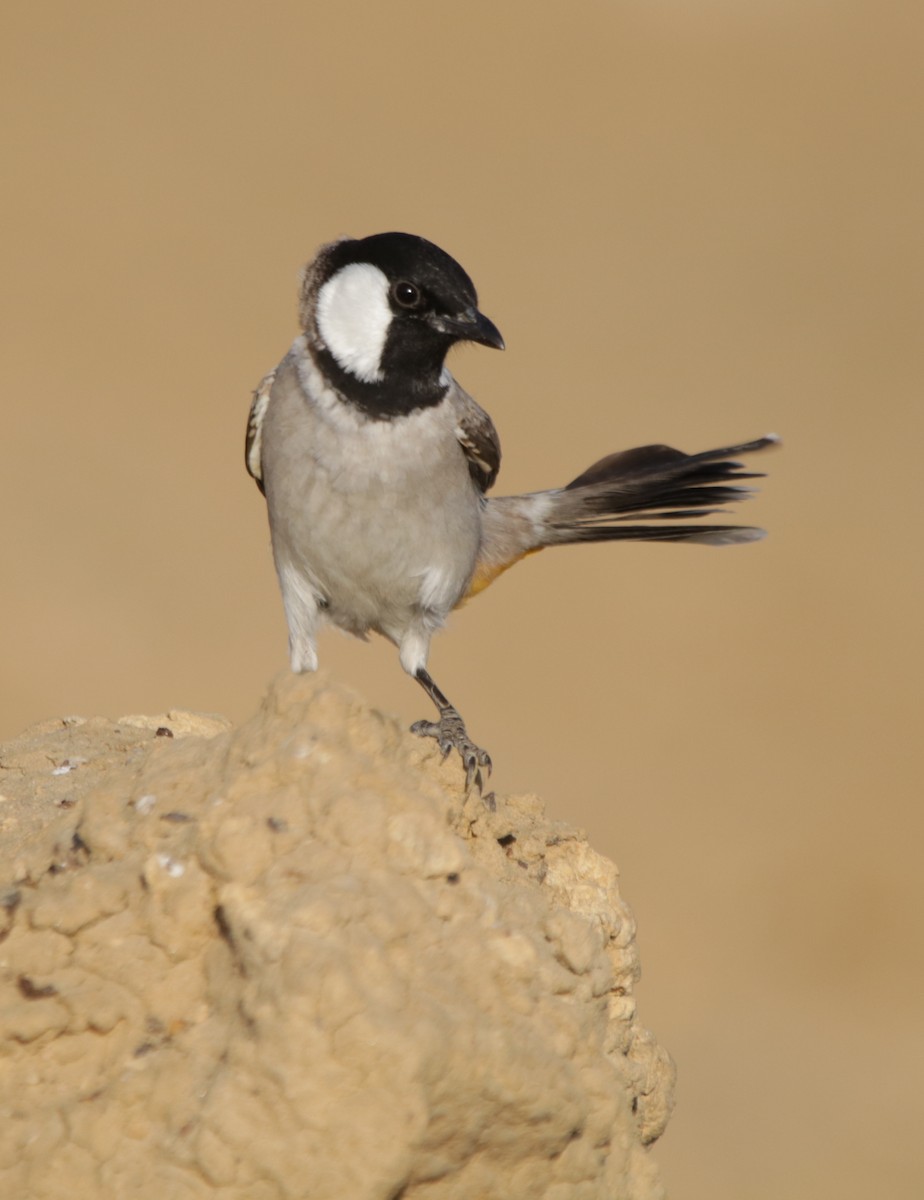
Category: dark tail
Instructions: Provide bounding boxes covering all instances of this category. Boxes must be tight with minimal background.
[546,434,779,547]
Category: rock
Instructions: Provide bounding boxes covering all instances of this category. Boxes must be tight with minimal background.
[0,672,674,1199]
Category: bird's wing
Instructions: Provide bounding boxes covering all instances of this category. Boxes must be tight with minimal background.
[451,382,501,493]
[245,367,278,494]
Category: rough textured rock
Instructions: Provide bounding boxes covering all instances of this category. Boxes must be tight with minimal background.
[0,672,675,1199]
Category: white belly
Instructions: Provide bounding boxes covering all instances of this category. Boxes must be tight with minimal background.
[264,368,482,642]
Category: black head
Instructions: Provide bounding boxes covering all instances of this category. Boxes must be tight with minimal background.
[299,232,504,417]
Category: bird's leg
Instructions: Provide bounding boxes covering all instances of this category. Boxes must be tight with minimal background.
[411,667,492,794]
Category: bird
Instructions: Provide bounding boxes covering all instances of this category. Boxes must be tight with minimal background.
[246,232,777,793]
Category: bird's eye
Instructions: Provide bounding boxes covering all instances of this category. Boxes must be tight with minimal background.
[393,281,422,309]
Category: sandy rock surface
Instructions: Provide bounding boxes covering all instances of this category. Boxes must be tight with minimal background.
[0,673,674,1199]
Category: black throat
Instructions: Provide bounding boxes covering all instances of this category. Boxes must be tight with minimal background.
[312,325,454,419]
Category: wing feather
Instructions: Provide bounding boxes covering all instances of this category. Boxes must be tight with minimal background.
[453,388,501,493]
[245,368,278,494]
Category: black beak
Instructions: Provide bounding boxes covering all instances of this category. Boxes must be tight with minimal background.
[431,308,505,351]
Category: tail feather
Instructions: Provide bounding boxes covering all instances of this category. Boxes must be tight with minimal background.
[473,433,778,597]
[561,522,766,546]
[547,434,778,547]
[563,435,775,491]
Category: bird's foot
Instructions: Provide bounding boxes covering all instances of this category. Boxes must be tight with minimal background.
[411,707,492,795]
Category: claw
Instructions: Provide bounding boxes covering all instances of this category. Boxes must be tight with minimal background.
[411,708,492,796]
[410,718,452,760]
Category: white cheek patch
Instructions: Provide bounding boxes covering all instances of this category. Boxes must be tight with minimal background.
[316,262,392,383]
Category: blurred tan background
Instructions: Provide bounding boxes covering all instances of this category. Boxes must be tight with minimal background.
[3,1,922,1195]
